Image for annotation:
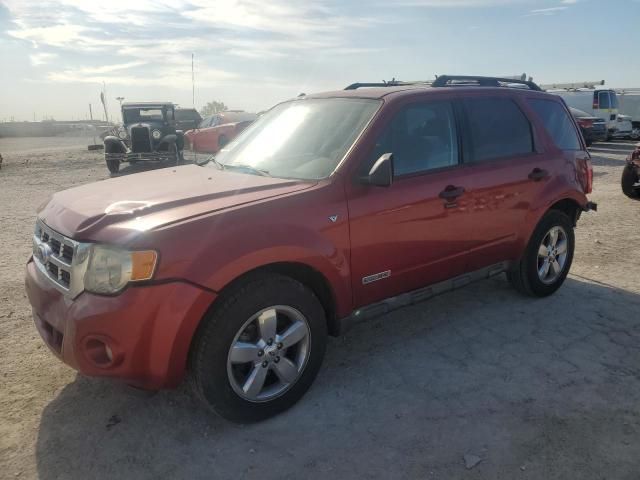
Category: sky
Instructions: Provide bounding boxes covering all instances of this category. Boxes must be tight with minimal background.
[1,0,639,122]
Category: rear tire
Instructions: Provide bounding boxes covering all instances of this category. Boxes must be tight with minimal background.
[190,273,327,423]
[507,210,575,297]
[622,163,640,200]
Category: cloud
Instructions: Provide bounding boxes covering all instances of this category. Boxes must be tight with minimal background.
[29,52,58,65]
[3,0,383,89]
[525,6,568,16]
[392,0,527,6]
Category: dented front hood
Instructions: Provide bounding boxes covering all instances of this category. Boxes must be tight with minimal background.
[38,164,314,240]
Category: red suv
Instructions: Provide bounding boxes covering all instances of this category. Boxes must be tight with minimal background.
[25,76,596,422]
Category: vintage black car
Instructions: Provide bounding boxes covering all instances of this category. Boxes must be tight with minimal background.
[103,102,185,174]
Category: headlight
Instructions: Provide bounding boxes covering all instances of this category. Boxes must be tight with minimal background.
[152,129,162,140]
[84,245,157,295]
[118,129,128,140]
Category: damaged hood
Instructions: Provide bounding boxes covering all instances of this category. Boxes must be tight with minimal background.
[38,164,315,239]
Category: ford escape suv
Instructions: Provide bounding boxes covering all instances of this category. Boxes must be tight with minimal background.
[25,75,596,422]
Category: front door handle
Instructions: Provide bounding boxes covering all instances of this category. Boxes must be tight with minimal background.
[528,168,549,181]
[439,185,465,200]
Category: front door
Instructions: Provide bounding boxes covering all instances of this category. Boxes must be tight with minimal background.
[347,99,474,308]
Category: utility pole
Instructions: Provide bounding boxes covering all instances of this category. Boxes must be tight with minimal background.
[192,53,195,108]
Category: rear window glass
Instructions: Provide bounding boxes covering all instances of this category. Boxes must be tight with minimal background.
[528,98,581,151]
[597,91,611,109]
[610,92,619,109]
[462,97,533,162]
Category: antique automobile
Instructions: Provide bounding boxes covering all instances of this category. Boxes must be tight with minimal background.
[184,111,257,153]
[622,143,640,200]
[103,102,185,174]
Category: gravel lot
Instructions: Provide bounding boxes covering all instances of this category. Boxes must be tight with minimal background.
[1,135,639,479]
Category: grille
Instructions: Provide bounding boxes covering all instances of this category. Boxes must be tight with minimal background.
[33,221,77,291]
[131,126,151,152]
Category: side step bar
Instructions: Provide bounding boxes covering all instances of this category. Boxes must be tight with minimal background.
[338,261,510,334]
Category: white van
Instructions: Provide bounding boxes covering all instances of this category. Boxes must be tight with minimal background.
[617,91,640,139]
[549,89,619,137]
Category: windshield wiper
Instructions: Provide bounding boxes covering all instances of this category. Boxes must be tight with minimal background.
[220,163,271,177]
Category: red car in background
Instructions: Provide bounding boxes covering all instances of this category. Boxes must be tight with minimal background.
[185,111,257,153]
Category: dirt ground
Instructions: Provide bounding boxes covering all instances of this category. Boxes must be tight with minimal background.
[1,135,639,480]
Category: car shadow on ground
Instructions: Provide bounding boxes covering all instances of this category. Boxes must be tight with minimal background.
[35,276,640,479]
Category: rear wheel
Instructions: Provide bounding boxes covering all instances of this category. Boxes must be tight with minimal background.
[507,210,575,297]
[622,163,640,199]
[190,273,327,423]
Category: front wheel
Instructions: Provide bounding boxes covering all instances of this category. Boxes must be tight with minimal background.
[106,158,120,174]
[190,273,327,423]
[507,210,575,297]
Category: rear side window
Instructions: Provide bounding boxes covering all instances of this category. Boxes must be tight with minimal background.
[462,97,533,162]
[528,98,582,151]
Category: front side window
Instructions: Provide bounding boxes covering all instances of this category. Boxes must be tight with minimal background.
[370,101,459,176]
[463,97,534,162]
[212,98,381,180]
[528,98,582,151]
[610,91,619,109]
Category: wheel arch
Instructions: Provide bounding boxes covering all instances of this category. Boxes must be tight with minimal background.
[548,197,583,226]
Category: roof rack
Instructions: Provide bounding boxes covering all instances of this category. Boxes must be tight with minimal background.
[540,80,605,90]
[344,79,433,90]
[431,75,541,91]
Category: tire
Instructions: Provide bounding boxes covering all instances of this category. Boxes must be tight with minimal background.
[622,163,640,200]
[218,135,229,149]
[507,210,575,297]
[106,158,120,174]
[190,273,327,423]
[631,128,640,141]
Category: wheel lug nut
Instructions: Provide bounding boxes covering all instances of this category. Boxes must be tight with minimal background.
[277,342,283,350]
[274,356,280,363]
[262,361,268,368]
[267,338,273,346]
[257,350,264,357]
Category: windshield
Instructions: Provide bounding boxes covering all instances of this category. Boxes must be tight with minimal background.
[210,98,381,180]
[123,107,166,123]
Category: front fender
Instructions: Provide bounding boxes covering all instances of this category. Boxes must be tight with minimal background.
[103,136,126,154]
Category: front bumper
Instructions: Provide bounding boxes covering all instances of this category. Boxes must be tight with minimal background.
[25,259,216,389]
[105,152,177,163]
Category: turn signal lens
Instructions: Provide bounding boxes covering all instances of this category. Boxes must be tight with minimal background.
[131,250,157,281]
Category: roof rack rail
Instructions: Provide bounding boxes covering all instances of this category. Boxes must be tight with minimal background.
[344,78,434,90]
[540,80,605,90]
[432,75,542,91]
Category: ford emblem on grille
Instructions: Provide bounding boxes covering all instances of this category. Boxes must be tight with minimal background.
[35,242,53,265]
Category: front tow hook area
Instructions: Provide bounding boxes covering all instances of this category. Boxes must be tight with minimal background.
[585,201,598,212]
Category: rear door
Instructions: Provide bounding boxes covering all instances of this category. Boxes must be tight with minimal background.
[456,94,555,270]
[347,97,475,307]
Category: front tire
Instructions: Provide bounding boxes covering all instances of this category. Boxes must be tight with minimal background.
[106,158,120,174]
[507,210,575,297]
[190,273,327,423]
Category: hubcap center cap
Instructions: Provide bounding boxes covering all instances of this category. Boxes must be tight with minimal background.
[264,344,278,356]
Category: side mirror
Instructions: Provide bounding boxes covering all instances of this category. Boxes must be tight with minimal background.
[359,153,394,187]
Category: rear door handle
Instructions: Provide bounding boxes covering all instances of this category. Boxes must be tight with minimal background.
[439,185,465,200]
[528,168,549,181]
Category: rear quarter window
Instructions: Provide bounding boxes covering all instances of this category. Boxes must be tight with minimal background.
[528,98,582,151]
[462,97,534,162]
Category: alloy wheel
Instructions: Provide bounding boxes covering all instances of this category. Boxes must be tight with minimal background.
[537,226,568,284]
[226,305,311,402]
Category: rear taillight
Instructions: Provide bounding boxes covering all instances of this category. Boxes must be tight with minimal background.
[576,156,593,194]
[578,118,593,129]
